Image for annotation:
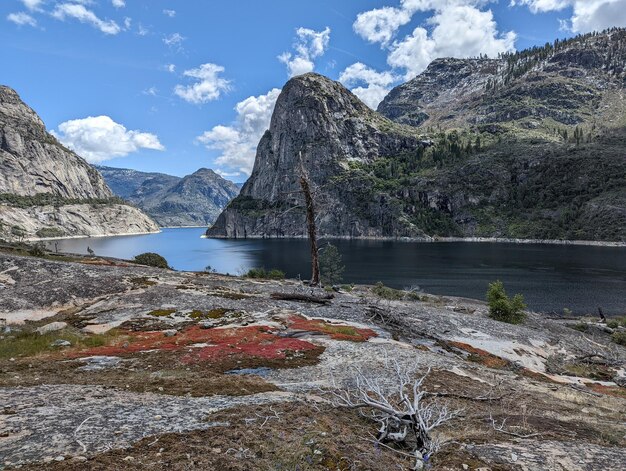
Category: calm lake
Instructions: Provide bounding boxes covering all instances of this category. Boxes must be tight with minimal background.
[48,228,626,315]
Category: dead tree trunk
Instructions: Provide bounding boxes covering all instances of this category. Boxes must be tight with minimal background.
[299,152,320,286]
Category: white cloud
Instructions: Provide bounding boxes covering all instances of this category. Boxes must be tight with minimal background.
[163,9,176,17]
[339,63,397,108]
[143,87,158,96]
[54,116,164,163]
[137,23,148,36]
[21,0,44,11]
[52,3,121,35]
[174,63,231,104]
[7,12,37,27]
[112,0,125,8]
[353,6,414,46]
[163,32,185,51]
[278,27,331,77]
[123,17,131,29]
[354,1,516,80]
[197,88,281,175]
[512,0,626,32]
[165,63,176,73]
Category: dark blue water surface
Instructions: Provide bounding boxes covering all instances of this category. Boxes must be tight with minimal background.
[49,228,626,315]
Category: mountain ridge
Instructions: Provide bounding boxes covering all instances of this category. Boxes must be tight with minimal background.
[96,165,239,227]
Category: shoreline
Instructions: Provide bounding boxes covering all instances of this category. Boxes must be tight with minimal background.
[27,229,162,242]
[205,233,626,247]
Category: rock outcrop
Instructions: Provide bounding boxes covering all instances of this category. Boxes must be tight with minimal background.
[97,166,240,227]
[0,85,159,240]
[208,73,425,238]
[0,86,111,199]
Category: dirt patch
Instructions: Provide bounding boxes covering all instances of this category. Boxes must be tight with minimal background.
[0,353,278,397]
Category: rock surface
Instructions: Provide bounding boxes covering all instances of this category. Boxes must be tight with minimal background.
[0,86,110,199]
[0,251,624,470]
[0,203,159,240]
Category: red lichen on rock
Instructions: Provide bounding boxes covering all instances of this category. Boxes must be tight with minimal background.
[586,383,626,399]
[74,325,320,365]
[283,315,376,342]
[446,341,510,369]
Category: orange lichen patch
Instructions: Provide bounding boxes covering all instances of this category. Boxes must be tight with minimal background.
[520,368,559,383]
[446,341,510,369]
[71,325,321,365]
[284,315,376,342]
[586,383,626,399]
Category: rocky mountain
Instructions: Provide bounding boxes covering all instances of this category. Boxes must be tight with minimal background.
[0,85,159,240]
[97,166,239,227]
[209,29,626,242]
[93,166,180,199]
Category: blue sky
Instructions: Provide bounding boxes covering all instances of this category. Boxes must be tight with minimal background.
[2,0,625,182]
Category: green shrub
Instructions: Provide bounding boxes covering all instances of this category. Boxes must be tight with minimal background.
[28,242,46,257]
[245,267,285,280]
[246,267,267,279]
[36,227,65,238]
[612,331,626,346]
[133,252,169,269]
[267,269,285,280]
[486,280,527,324]
[606,317,626,329]
[372,282,405,300]
[319,243,345,286]
[572,322,588,332]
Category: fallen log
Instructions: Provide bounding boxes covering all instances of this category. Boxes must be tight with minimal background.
[270,292,334,305]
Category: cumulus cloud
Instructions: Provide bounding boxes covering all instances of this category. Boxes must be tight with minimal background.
[163,9,176,17]
[278,27,331,77]
[197,88,281,175]
[52,3,121,35]
[339,63,397,108]
[512,0,626,32]
[165,63,176,73]
[54,116,164,163]
[21,0,44,11]
[7,12,37,27]
[112,0,125,8]
[353,1,515,80]
[174,63,231,104]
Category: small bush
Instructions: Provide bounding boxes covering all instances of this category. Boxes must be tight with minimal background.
[246,267,267,279]
[35,227,65,238]
[612,331,626,346]
[133,252,169,269]
[319,243,345,286]
[28,242,46,257]
[245,268,285,280]
[572,322,589,332]
[486,280,527,324]
[267,269,285,280]
[372,282,405,300]
[606,317,626,329]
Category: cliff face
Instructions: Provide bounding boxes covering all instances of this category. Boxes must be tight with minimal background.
[208,73,425,238]
[0,86,111,199]
[97,166,239,227]
[0,86,159,240]
[208,30,626,242]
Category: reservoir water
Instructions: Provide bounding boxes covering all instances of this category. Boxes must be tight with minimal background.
[48,228,626,315]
